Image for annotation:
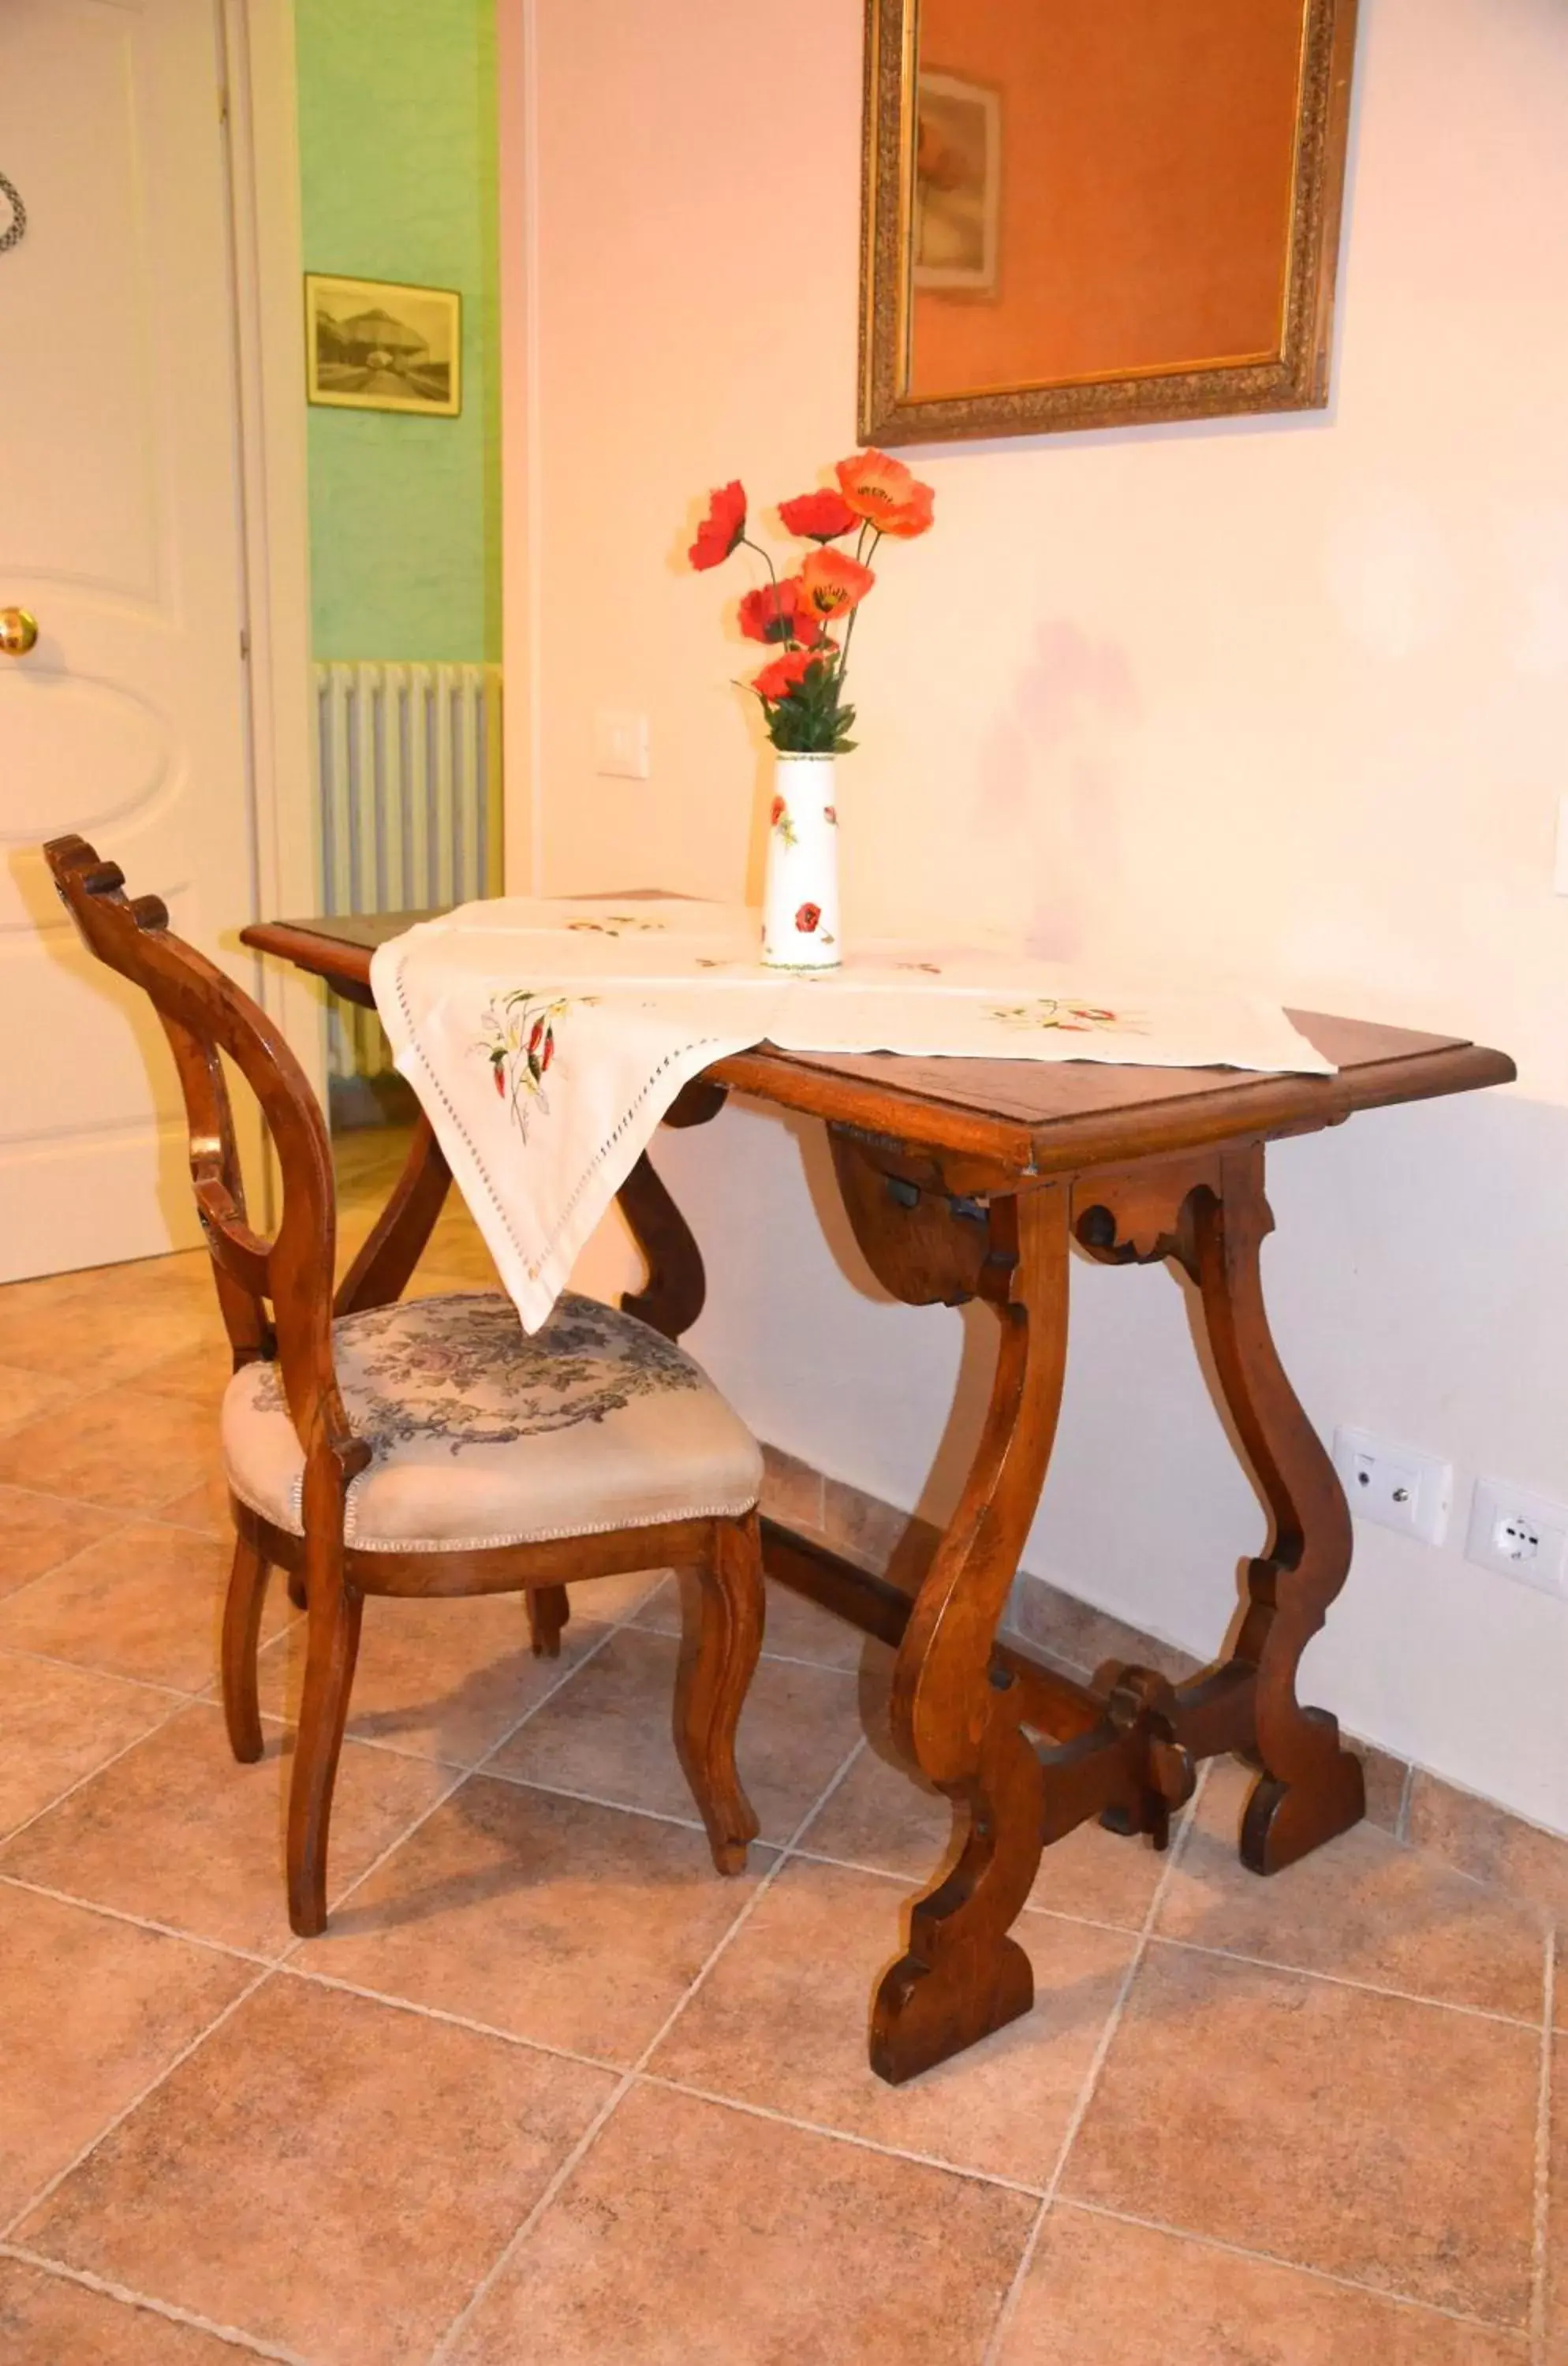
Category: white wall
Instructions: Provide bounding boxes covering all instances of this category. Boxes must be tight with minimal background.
[504,0,1568,1830]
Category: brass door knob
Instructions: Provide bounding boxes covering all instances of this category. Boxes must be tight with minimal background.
[0,608,39,656]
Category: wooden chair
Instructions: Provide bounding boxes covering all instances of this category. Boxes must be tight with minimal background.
[44,836,765,1935]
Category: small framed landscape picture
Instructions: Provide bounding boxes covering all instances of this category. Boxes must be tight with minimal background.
[304,273,462,416]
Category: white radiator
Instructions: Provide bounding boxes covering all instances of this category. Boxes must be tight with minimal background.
[313,661,503,1079]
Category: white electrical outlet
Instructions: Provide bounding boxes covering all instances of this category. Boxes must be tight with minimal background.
[1465,1477,1568,1593]
[1331,1426,1451,1546]
[593,710,650,780]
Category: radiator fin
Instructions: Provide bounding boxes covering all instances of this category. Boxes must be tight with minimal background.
[314,661,502,1080]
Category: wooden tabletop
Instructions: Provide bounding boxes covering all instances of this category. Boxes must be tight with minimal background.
[244,911,1516,1185]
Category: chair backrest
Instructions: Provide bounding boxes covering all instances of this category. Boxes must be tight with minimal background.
[44,836,364,1487]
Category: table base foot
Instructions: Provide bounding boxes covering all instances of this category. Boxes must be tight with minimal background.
[1240,1742,1365,1875]
[870,1933,1035,2087]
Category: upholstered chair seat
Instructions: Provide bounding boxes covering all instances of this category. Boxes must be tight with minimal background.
[222,1289,763,1552]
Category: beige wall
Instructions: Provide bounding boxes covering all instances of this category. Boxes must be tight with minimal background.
[503,0,1568,1831]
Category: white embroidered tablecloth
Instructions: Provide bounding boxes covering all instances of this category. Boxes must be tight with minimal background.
[371,898,1333,1332]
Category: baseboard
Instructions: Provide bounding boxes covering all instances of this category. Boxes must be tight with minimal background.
[760,1441,1568,1926]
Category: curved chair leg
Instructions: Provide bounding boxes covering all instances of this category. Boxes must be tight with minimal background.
[287,1556,364,1939]
[527,1583,570,1659]
[675,1513,764,1875]
[221,1532,271,1764]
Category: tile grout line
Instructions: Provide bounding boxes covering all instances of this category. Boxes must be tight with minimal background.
[635,2073,1047,2200]
[1,1578,671,2295]
[0,1636,208,1704]
[0,1693,192,1853]
[979,1761,1211,2366]
[1531,1921,1556,2364]
[1057,2198,1532,2337]
[285,1579,663,1948]
[0,1872,274,1970]
[422,1733,870,2366]
[0,1963,274,2245]
[788,1842,1549,2030]
[0,2244,317,2366]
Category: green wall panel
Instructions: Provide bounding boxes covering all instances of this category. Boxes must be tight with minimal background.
[296,0,500,662]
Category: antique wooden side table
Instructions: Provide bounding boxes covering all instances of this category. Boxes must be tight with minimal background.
[243,910,1514,2086]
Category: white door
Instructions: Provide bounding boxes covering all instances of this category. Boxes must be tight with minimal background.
[0,0,265,1282]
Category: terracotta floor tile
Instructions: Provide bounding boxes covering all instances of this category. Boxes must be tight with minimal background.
[301,1774,768,2062]
[634,1570,872,1670]
[490,1625,864,1842]
[0,1521,293,1696]
[995,2204,1529,2364]
[152,1471,231,1536]
[253,1588,602,1767]
[1409,1771,1568,1926]
[651,1855,1136,2182]
[799,1738,1173,1930]
[446,2081,1036,2366]
[0,1703,448,1957]
[1154,1759,1547,2020]
[0,2260,251,2365]
[1361,1742,1411,1834]
[562,1563,669,1625]
[1062,1942,1538,2323]
[0,1486,125,1600]
[0,1885,252,2226]
[0,1364,75,1439]
[1550,2037,1568,2356]
[0,1385,225,1516]
[759,1440,826,1535]
[18,1975,613,2366]
[0,1653,175,1836]
[0,1256,222,1386]
[135,1335,237,1408]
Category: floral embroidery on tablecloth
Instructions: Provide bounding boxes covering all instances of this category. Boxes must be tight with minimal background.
[477,989,595,1140]
[990,999,1142,1036]
[565,916,665,938]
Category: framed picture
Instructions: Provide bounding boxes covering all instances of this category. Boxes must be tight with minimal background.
[861,0,1361,446]
[304,273,462,416]
[913,71,1001,297]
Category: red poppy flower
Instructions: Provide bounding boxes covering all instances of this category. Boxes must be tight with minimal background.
[798,547,875,621]
[738,577,812,646]
[750,647,819,701]
[491,1063,505,1096]
[834,449,935,539]
[778,488,859,543]
[795,903,822,934]
[688,480,747,570]
[823,805,837,825]
[770,795,786,826]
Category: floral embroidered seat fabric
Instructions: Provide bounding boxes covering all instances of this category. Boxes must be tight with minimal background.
[221,1290,763,1551]
[371,898,1335,1334]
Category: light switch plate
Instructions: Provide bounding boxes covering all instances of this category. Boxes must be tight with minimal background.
[594,710,650,780]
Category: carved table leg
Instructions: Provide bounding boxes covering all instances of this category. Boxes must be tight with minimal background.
[831,1136,1071,2085]
[1192,1142,1365,1874]
[617,1082,726,1342]
[334,1114,452,1318]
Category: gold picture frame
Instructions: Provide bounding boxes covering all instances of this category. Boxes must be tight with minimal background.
[860,0,1360,446]
[304,273,462,418]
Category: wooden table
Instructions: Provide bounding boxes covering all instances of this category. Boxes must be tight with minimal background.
[245,911,1514,2084]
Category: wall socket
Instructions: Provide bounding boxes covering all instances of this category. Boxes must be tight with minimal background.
[1465,1478,1568,1594]
[1331,1425,1452,1546]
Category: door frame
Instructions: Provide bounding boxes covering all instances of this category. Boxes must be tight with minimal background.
[219,0,325,1106]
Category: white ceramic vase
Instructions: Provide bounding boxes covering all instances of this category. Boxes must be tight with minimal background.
[762,752,841,970]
